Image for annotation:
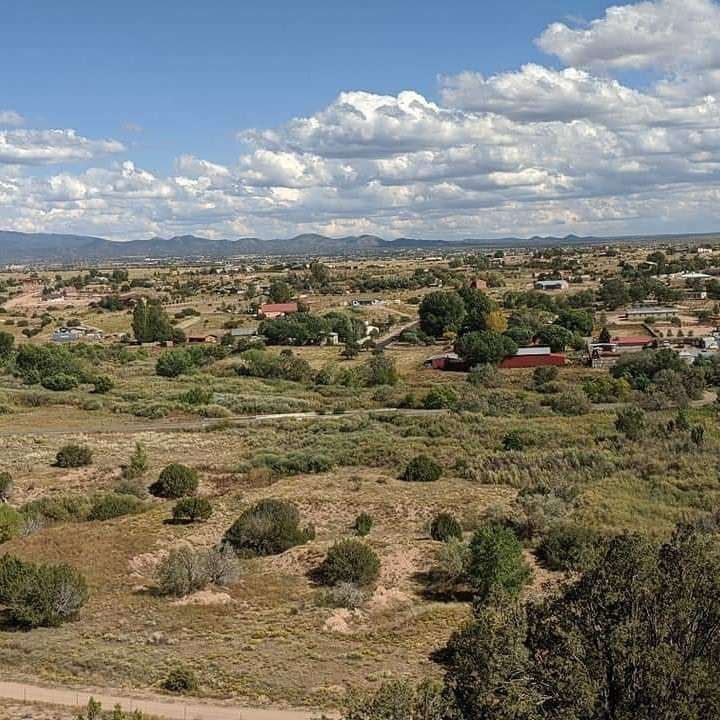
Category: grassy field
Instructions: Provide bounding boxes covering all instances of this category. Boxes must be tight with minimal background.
[1,376,718,707]
[1,247,719,711]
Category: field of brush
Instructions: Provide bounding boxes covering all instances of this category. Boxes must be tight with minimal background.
[1,337,718,709]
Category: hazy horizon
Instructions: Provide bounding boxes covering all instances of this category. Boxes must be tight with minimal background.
[2,0,720,242]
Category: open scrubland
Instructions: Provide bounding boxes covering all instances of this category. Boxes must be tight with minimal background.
[1,245,720,718]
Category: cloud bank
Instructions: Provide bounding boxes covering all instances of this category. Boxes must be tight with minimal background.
[1,0,720,241]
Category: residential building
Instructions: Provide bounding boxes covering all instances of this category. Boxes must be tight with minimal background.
[534,279,569,291]
[259,302,299,318]
[624,305,678,320]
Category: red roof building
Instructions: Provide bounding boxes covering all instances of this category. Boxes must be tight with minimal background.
[610,335,653,348]
[259,302,299,318]
[499,352,566,369]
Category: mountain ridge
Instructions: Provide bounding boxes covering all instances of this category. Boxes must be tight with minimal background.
[0,229,719,264]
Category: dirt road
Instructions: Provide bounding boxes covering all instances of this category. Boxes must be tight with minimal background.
[0,680,324,720]
[0,407,444,436]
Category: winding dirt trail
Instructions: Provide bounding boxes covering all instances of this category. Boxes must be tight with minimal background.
[0,680,324,720]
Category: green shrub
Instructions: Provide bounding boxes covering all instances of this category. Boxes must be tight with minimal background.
[537,523,600,571]
[113,476,149,499]
[501,430,524,451]
[178,386,213,405]
[87,494,144,521]
[91,375,114,394]
[550,389,591,416]
[583,375,631,403]
[344,679,447,720]
[156,545,237,596]
[466,525,532,604]
[172,497,213,523]
[121,441,149,480]
[20,494,92,523]
[430,512,462,542]
[365,353,398,386]
[354,512,373,537]
[161,665,198,693]
[432,537,470,586]
[0,471,12,501]
[0,505,22,543]
[236,349,312,382]
[41,373,79,391]
[55,443,93,468]
[317,581,365,609]
[149,464,198,498]
[0,555,87,628]
[156,350,193,378]
[223,498,314,556]
[422,385,459,409]
[467,363,502,388]
[533,365,559,387]
[319,539,380,587]
[251,451,332,475]
[615,405,647,441]
[402,454,442,482]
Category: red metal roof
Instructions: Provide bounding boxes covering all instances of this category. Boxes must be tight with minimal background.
[499,353,566,369]
[611,335,653,346]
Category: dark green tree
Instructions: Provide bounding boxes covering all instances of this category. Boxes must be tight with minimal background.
[598,277,630,310]
[224,498,314,556]
[555,308,593,335]
[444,601,540,720]
[267,280,294,303]
[0,331,14,360]
[465,525,532,603]
[455,330,517,365]
[132,299,176,343]
[535,324,573,352]
[458,286,494,332]
[419,291,466,337]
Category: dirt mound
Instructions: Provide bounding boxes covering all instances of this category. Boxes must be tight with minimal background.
[323,608,363,634]
[128,549,167,579]
[366,585,412,612]
[174,590,234,606]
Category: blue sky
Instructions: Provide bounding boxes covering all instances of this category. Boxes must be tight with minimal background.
[1,0,614,171]
[1,0,719,240]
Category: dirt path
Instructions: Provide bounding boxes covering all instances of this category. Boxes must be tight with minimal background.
[0,407,444,436]
[0,680,323,720]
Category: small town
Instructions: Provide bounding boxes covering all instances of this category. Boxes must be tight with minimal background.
[3,0,720,718]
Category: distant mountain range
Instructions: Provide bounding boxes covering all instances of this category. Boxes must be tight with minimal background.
[0,230,719,264]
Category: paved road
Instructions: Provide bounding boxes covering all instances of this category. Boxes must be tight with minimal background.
[0,680,324,720]
[0,407,444,436]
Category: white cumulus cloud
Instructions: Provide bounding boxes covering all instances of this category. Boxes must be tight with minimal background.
[536,0,720,71]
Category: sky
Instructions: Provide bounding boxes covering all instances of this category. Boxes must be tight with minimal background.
[1,0,719,241]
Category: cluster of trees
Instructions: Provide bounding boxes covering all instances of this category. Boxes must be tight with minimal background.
[347,525,720,720]
[315,352,398,388]
[11,344,112,393]
[260,309,370,346]
[611,348,705,408]
[420,285,590,367]
[260,311,332,345]
[353,267,464,293]
[132,298,184,344]
[598,273,681,311]
[155,343,227,378]
[235,348,313,382]
[238,348,398,388]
